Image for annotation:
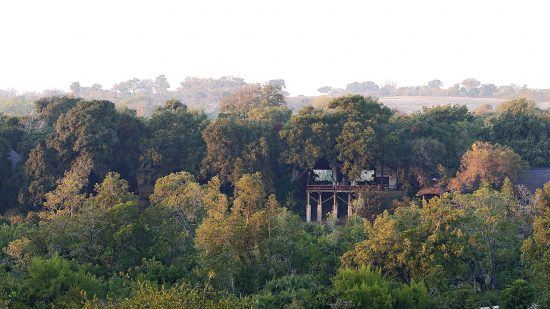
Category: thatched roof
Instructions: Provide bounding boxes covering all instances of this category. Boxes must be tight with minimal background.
[416,184,446,197]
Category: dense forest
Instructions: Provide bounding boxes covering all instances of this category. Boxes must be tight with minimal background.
[0,86,549,308]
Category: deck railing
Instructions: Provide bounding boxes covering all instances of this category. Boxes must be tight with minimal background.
[306,184,397,191]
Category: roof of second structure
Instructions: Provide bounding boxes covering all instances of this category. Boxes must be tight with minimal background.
[517,168,550,192]
[416,184,446,197]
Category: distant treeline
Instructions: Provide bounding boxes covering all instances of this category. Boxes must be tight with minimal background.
[0,76,282,117]
[1,76,549,117]
[318,78,550,102]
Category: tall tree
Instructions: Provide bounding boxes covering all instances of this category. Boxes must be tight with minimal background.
[329,95,393,179]
[43,154,93,217]
[153,75,170,95]
[201,111,284,190]
[487,98,550,167]
[280,106,342,170]
[402,105,484,184]
[428,79,443,89]
[449,141,528,191]
[219,82,286,114]
[522,183,550,307]
[50,100,119,173]
[34,96,79,127]
[138,100,208,192]
[195,173,306,294]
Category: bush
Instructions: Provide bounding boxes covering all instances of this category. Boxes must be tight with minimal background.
[333,265,393,308]
[333,265,431,308]
[23,254,102,306]
[393,281,430,309]
[500,279,535,309]
[114,282,255,308]
[257,274,332,308]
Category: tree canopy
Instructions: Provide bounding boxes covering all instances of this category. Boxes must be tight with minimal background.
[0,94,547,308]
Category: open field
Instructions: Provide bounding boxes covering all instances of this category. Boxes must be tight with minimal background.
[380,96,549,113]
[379,96,506,113]
[288,95,549,114]
[380,96,550,113]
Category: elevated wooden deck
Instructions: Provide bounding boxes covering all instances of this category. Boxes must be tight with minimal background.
[306,184,396,193]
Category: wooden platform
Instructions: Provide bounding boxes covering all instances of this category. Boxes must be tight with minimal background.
[305,184,401,222]
[306,184,394,193]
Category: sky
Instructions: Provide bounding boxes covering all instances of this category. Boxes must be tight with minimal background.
[1,0,549,96]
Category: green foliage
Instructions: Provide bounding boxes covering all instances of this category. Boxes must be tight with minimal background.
[149,171,206,229]
[24,143,61,207]
[342,188,531,297]
[51,100,119,166]
[403,105,484,184]
[280,105,342,169]
[233,172,266,220]
[333,265,430,308]
[333,265,394,308]
[0,137,13,211]
[201,112,286,190]
[138,100,208,190]
[24,98,146,208]
[0,115,28,212]
[23,254,101,306]
[487,98,550,167]
[43,153,93,216]
[281,95,395,180]
[0,95,546,307]
[34,96,79,126]
[91,172,139,209]
[0,96,34,116]
[196,173,310,294]
[393,281,430,309]
[35,173,149,275]
[500,279,535,309]
[521,182,550,307]
[256,275,331,308]
[110,282,255,309]
[0,220,37,267]
[330,95,393,179]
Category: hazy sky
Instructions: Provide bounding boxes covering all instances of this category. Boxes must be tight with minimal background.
[1,0,549,95]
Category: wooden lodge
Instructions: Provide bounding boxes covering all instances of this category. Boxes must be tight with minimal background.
[305,165,399,222]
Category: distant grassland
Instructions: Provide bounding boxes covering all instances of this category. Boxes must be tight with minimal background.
[288,95,549,114]
[379,96,549,113]
[380,96,506,113]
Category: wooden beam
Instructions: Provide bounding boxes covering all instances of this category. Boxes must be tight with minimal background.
[333,191,338,219]
[317,192,322,222]
[347,192,352,217]
[306,192,311,222]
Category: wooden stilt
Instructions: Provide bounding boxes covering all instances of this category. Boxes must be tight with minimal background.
[317,192,322,222]
[306,192,311,222]
[347,193,352,217]
[333,192,338,219]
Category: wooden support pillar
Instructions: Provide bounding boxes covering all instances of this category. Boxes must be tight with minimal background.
[306,192,311,222]
[333,192,338,219]
[317,193,322,222]
[347,193,352,217]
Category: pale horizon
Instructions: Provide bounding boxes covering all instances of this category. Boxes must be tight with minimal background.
[1,0,549,96]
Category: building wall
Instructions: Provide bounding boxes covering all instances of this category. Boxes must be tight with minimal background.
[376,167,398,189]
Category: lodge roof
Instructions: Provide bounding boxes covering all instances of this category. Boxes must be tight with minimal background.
[517,168,550,192]
[8,148,21,169]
